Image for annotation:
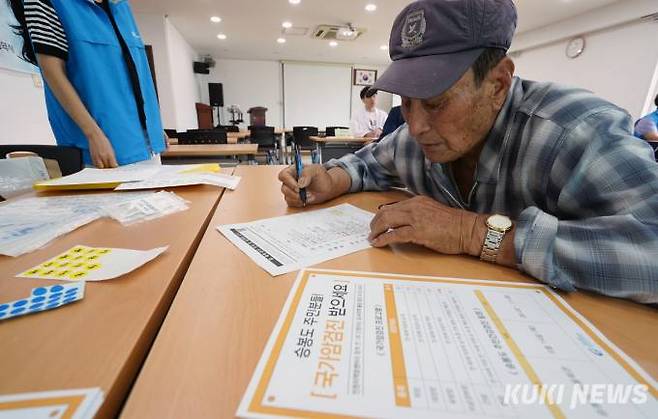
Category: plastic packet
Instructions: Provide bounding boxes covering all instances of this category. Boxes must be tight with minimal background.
[104,191,189,225]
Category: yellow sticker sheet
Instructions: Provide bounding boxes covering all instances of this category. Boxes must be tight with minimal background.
[18,245,168,282]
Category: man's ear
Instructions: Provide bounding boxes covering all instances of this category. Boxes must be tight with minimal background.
[487,57,515,108]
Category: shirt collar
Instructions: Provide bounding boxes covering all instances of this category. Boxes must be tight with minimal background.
[475,76,523,184]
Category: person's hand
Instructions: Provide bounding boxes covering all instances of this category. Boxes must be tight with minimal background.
[278,164,340,207]
[368,196,485,256]
[364,128,382,138]
[88,131,118,168]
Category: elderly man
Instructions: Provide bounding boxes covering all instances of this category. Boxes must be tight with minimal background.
[279,0,658,304]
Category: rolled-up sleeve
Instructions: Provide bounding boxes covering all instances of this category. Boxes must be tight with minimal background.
[514,111,658,304]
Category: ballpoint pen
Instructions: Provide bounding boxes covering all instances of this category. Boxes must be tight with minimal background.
[294,144,307,207]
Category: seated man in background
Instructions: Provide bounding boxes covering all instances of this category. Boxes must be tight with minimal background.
[351,87,388,138]
[279,0,658,304]
[20,0,166,168]
[634,93,658,157]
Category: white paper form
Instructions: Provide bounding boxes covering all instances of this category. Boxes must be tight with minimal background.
[217,204,374,276]
[238,269,658,419]
[0,388,103,419]
[0,192,149,257]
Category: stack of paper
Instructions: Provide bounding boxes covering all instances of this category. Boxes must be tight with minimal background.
[0,192,174,257]
[34,164,160,191]
[33,162,241,191]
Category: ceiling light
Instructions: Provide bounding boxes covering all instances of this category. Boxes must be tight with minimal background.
[217,33,227,40]
[277,37,286,44]
[289,0,301,4]
[380,45,388,50]
[365,4,377,12]
[329,41,338,47]
[282,21,292,28]
[210,16,221,23]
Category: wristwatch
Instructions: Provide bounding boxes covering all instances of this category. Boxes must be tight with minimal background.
[480,214,513,263]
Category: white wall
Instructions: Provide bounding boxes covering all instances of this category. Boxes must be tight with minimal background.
[511,0,658,119]
[133,13,176,130]
[0,69,54,145]
[203,59,282,129]
[164,18,201,131]
[201,58,391,130]
[350,63,392,123]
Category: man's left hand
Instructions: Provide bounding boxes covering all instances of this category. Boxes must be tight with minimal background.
[368,196,485,256]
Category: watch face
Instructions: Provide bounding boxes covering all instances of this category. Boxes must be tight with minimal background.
[488,214,512,231]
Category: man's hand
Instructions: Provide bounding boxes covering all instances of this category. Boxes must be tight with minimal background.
[364,128,383,138]
[88,131,118,168]
[369,196,486,255]
[278,164,351,207]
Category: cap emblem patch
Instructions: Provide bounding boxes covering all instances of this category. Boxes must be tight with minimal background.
[401,9,426,49]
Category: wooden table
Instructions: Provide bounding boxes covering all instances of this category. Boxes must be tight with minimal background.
[162,144,257,158]
[169,130,291,163]
[121,165,658,418]
[0,184,229,418]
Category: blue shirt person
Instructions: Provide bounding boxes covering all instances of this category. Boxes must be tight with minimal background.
[634,94,658,158]
[22,0,165,167]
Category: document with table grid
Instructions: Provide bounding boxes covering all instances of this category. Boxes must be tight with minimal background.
[217,204,374,276]
[238,269,657,419]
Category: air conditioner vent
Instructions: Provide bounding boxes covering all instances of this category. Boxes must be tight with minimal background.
[312,24,366,41]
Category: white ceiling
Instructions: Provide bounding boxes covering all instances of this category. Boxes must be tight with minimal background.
[131,0,622,65]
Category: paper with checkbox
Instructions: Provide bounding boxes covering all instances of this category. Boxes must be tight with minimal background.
[18,245,168,281]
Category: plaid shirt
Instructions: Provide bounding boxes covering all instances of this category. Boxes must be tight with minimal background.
[327,77,658,304]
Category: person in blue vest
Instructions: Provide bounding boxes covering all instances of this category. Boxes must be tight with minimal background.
[634,93,658,158]
[20,0,165,168]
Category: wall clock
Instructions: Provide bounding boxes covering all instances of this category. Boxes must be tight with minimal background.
[566,36,586,59]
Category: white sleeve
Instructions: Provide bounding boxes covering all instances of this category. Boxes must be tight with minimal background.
[377,109,388,129]
[351,111,369,137]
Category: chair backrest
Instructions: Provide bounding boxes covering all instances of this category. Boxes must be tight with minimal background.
[249,126,276,147]
[0,145,83,176]
[163,129,177,138]
[218,125,240,132]
[293,126,319,149]
[178,130,227,144]
[324,126,349,137]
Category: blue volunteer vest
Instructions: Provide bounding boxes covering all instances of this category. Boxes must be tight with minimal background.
[45,0,164,165]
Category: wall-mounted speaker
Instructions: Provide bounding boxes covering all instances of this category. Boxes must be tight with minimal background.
[209,83,224,107]
[193,61,210,74]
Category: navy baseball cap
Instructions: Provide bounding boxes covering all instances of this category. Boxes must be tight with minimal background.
[372,0,517,99]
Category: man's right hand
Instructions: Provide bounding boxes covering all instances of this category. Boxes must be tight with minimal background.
[278,164,350,207]
[88,131,118,168]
